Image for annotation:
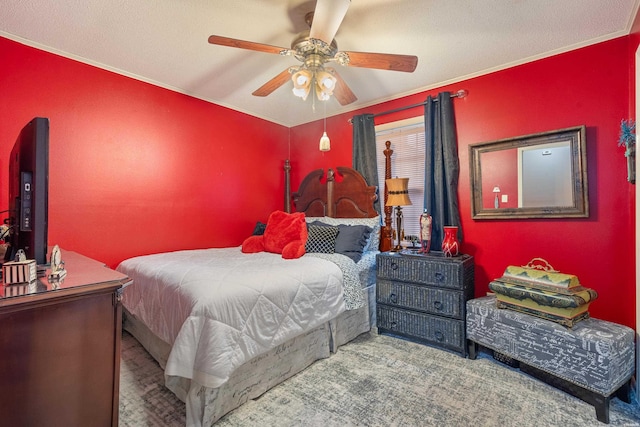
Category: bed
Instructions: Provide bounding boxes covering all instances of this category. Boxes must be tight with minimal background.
[117,166,381,426]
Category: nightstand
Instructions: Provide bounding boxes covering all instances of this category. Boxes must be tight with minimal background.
[376,251,474,356]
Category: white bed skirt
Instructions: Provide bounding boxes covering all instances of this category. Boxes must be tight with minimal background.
[123,284,375,426]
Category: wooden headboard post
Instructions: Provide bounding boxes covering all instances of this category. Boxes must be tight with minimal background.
[284,159,291,213]
[326,168,336,217]
[379,141,394,252]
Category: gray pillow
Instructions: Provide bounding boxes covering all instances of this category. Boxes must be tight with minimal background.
[305,216,381,252]
[310,221,371,262]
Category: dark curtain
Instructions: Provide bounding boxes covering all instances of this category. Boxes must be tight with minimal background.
[423,92,462,249]
[352,114,381,214]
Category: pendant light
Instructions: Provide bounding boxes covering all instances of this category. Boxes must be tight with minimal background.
[319,103,330,151]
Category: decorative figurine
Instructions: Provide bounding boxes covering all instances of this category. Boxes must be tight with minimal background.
[48,244,67,282]
[419,210,432,254]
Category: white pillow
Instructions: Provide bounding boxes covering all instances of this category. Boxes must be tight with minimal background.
[305,216,381,252]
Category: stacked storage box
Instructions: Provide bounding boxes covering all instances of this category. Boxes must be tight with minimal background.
[488,258,597,327]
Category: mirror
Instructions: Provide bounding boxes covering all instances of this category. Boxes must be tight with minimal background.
[469,126,588,219]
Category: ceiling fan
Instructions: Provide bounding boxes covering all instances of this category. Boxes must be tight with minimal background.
[207,0,418,106]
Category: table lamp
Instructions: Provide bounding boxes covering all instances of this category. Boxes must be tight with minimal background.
[385,177,412,251]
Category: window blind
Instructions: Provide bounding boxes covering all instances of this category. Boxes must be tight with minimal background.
[375,117,425,239]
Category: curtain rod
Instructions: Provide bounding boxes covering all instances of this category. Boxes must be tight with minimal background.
[372,89,467,118]
[348,89,467,124]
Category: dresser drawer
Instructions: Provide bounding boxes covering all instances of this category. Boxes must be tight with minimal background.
[376,253,472,290]
[377,305,465,354]
[377,279,463,319]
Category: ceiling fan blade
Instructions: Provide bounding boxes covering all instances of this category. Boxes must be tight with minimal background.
[309,0,350,44]
[208,35,290,55]
[252,68,292,97]
[327,68,357,105]
[342,51,418,72]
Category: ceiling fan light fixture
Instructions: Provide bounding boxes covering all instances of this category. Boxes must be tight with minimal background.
[292,86,309,99]
[294,72,309,86]
[208,0,419,109]
[292,67,336,102]
[292,69,312,100]
[315,84,331,101]
[316,70,336,91]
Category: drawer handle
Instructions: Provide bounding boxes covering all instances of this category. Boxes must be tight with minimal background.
[389,293,398,304]
[435,272,445,282]
[391,262,398,271]
[433,300,443,310]
[435,331,444,342]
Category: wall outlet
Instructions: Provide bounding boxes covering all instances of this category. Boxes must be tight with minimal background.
[501,194,508,203]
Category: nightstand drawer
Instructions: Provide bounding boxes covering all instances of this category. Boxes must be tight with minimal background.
[377,279,463,319]
[377,305,465,354]
[376,254,471,290]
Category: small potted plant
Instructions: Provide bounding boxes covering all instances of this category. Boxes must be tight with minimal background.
[618,119,636,184]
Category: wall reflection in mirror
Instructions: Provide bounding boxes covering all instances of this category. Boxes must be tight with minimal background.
[470,126,589,219]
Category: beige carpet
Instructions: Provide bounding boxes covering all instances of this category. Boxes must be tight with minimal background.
[119,331,640,426]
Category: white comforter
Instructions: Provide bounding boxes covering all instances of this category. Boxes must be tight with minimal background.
[117,247,346,389]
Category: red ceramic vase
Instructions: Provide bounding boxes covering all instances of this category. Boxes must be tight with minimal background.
[441,226,460,257]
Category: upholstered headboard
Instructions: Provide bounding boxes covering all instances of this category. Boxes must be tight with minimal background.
[290,166,378,218]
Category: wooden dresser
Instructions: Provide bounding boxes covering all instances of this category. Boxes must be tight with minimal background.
[0,250,130,427]
[376,252,474,356]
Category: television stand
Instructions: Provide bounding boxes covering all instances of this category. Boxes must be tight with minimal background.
[0,249,131,426]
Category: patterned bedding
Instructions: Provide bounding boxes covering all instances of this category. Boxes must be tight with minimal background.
[307,252,369,310]
[117,247,369,390]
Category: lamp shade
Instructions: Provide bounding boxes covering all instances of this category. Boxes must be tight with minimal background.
[386,178,412,206]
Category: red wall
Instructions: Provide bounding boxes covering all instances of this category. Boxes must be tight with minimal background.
[1,33,637,328]
[0,37,289,268]
[291,36,636,328]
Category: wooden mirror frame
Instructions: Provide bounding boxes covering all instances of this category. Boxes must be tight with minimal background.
[469,126,589,219]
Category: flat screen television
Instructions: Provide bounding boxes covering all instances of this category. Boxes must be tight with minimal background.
[5,117,49,266]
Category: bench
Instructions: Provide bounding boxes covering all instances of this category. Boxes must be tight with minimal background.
[466,296,635,424]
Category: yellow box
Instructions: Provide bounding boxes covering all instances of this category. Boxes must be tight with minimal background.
[501,264,581,293]
[3,259,37,284]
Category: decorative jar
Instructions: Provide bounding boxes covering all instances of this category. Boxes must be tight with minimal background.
[441,226,460,257]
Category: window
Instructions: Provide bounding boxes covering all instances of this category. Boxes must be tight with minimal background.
[375,117,425,239]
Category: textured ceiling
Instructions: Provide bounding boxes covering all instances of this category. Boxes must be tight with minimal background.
[2,0,638,126]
